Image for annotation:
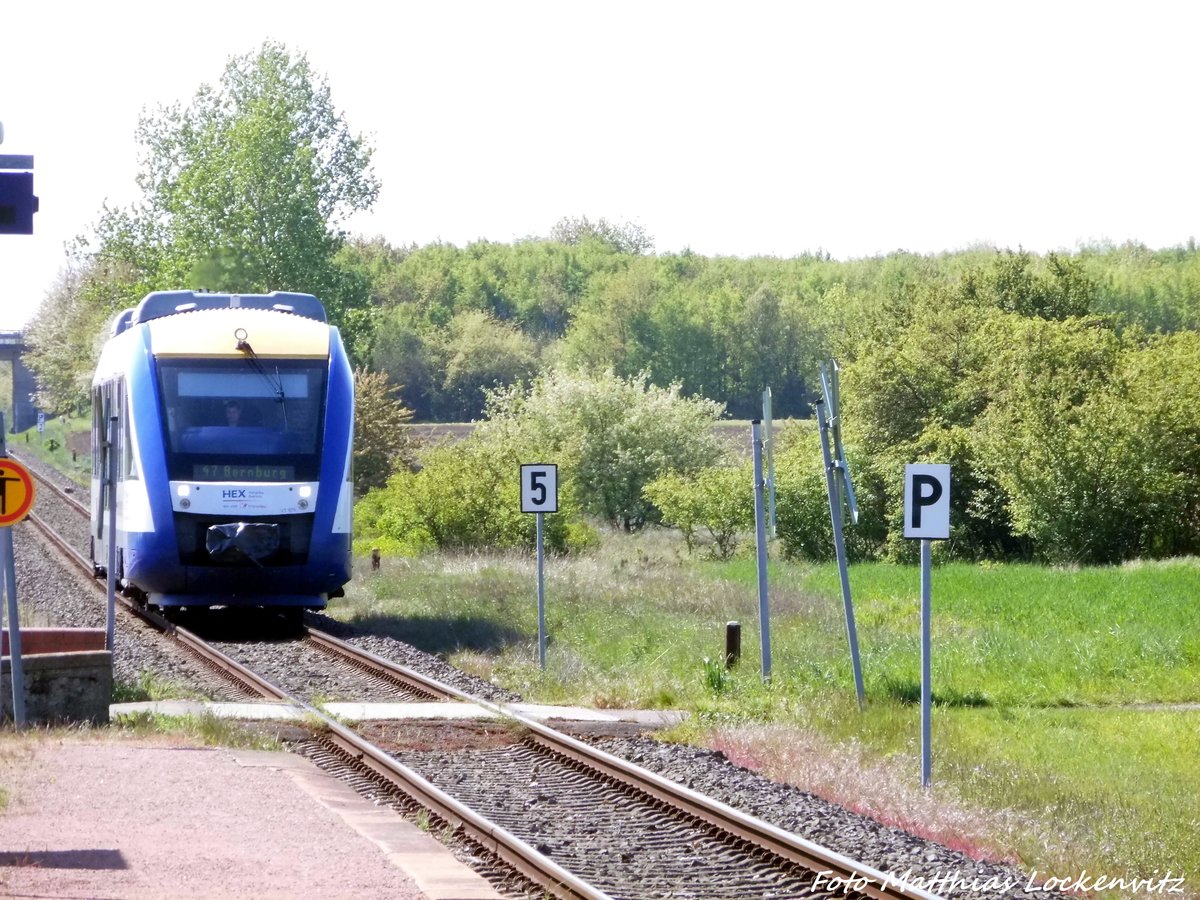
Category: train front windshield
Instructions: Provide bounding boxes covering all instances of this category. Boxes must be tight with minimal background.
[157,359,328,482]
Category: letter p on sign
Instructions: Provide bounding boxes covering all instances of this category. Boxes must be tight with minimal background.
[904,464,951,540]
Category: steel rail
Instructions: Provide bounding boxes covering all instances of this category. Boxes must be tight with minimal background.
[303,628,940,898]
[21,462,89,515]
[22,506,290,702]
[303,627,471,702]
[320,719,612,900]
[25,510,90,572]
[518,716,939,900]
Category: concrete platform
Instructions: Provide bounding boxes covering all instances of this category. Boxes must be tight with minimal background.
[238,748,500,899]
[0,737,497,899]
[112,699,688,728]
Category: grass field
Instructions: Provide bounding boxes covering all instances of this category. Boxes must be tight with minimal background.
[329,534,1200,896]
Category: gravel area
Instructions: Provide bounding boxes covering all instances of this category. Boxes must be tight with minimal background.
[386,732,874,898]
[589,737,1060,899]
[307,611,522,704]
[11,524,246,700]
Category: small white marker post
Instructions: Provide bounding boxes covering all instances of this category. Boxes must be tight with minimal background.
[903,463,951,788]
[520,464,558,670]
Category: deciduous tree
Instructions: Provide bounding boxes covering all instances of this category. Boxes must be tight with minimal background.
[92,41,379,358]
[352,369,417,495]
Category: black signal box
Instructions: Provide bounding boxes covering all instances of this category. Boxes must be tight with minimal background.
[0,172,38,235]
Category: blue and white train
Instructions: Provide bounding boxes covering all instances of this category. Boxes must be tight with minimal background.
[90,290,354,616]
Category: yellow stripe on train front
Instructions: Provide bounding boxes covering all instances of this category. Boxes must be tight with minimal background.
[149,308,330,358]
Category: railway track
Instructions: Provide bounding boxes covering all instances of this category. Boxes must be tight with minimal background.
[14,452,952,899]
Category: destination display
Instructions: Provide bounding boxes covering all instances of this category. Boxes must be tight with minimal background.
[194,463,296,481]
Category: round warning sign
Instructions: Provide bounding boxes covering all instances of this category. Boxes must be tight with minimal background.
[0,459,35,526]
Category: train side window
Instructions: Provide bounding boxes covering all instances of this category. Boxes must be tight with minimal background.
[121,385,138,480]
[91,387,104,478]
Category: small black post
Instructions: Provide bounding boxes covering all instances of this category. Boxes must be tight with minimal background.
[725,621,741,669]
[371,548,381,571]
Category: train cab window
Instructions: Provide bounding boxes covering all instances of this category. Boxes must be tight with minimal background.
[156,359,327,482]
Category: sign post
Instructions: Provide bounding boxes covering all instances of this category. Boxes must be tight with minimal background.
[816,360,865,708]
[520,464,557,670]
[0,419,35,727]
[903,463,951,788]
[751,421,772,680]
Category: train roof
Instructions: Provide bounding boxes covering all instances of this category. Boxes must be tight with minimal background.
[121,291,328,333]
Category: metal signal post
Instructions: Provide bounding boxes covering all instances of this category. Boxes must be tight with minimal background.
[904,463,952,788]
[817,361,865,708]
[106,414,118,651]
[751,421,772,680]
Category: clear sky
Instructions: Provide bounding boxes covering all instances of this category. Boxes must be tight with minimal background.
[2,1,1197,329]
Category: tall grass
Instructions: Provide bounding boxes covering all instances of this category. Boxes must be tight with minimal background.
[331,536,1200,894]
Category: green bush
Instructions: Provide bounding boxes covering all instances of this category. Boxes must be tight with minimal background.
[644,465,754,559]
[480,368,728,530]
[964,319,1200,563]
[354,437,590,555]
[837,280,1200,564]
[772,428,887,563]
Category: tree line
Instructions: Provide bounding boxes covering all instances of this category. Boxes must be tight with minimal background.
[19,42,1200,566]
[336,235,1200,424]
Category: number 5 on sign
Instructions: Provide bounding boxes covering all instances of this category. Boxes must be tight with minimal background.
[521,464,558,513]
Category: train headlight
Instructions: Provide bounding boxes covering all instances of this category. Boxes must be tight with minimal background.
[298,499,309,509]
[179,498,191,509]
[298,485,313,499]
[177,484,191,509]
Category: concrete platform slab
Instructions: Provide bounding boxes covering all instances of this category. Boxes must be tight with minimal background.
[111,700,688,729]
[233,749,499,899]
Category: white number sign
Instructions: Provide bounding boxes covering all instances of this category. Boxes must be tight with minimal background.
[520,464,558,513]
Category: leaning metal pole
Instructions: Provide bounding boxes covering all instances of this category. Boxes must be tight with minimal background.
[815,399,866,708]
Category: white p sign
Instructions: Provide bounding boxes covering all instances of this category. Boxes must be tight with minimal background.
[904,464,951,540]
